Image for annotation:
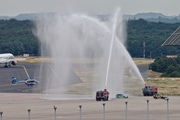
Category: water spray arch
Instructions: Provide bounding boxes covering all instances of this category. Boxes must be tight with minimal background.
[77,12,145,92]
[35,8,145,100]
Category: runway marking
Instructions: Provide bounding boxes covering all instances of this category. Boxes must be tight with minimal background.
[22,66,30,78]
[48,65,62,83]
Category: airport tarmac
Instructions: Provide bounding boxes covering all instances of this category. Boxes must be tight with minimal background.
[0,62,43,93]
[0,61,82,93]
[0,93,180,120]
[0,61,180,120]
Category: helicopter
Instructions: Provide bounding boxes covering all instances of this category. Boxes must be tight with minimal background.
[12,77,39,86]
[11,65,40,86]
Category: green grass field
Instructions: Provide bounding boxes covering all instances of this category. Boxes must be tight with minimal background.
[133,58,180,96]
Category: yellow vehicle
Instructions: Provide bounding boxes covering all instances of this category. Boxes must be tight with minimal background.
[153,93,168,100]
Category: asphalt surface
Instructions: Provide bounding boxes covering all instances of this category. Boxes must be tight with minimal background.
[0,62,41,93]
[0,62,82,93]
[0,61,149,93]
[0,93,179,120]
[1,62,180,120]
[138,64,150,78]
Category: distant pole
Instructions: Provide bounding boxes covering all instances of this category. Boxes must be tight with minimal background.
[167,99,169,120]
[28,109,31,120]
[150,52,152,59]
[125,102,128,120]
[143,41,146,58]
[79,105,82,120]
[147,100,149,120]
[103,103,105,120]
[54,106,57,120]
[0,112,3,120]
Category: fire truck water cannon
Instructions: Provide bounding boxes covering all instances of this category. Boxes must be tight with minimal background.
[95,88,109,101]
[142,84,158,96]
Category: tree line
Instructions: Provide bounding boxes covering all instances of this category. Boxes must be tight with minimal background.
[127,19,180,58]
[149,56,180,77]
[0,18,180,57]
[0,19,39,55]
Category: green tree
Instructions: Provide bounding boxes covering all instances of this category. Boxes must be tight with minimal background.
[169,71,180,77]
[166,65,176,74]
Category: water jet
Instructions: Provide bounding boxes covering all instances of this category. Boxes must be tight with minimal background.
[35,8,145,100]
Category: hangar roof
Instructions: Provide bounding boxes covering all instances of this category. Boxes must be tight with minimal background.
[162,26,180,46]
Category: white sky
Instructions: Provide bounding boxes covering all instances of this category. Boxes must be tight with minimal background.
[0,0,180,16]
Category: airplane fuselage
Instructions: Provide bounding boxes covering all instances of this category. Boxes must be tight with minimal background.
[0,53,19,67]
[0,53,14,64]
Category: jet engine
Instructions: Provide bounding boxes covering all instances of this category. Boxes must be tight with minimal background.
[11,61,18,65]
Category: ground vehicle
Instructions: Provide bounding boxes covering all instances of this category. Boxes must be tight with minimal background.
[142,85,158,96]
[116,94,128,98]
[96,89,109,101]
[153,93,169,100]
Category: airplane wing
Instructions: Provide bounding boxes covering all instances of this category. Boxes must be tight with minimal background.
[0,58,26,63]
[0,58,13,64]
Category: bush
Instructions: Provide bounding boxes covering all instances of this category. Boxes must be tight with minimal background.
[169,71,180,77]
[150,56,180,77]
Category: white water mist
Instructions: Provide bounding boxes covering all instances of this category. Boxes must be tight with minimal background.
[34,8,145,99]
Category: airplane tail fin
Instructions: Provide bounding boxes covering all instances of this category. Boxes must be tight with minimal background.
[12,77,18,84]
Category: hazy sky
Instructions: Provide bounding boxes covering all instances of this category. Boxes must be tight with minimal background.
[0,0,180,16]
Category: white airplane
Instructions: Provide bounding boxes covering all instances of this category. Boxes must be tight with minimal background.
[0,53,26,67]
